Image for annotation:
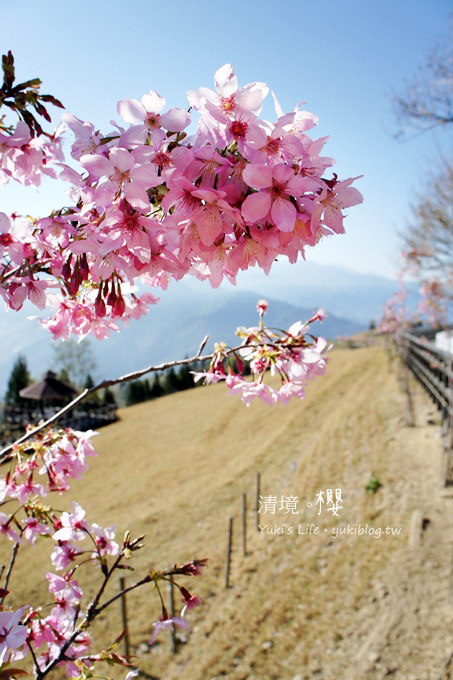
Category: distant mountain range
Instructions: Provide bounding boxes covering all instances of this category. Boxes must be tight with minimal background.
[0,261,417,397]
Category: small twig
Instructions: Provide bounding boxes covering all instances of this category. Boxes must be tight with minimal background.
[167,575,177,654]
[89,573,152,619]
[26,638,41,673]
[85,550,125,622]
[119,576,130,659]
[196,335,209,356]
[1,541,19,602]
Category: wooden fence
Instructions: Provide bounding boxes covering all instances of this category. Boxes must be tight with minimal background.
[399,326,453,485]
[0,403,118,450]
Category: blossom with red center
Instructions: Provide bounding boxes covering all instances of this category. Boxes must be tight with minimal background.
[0,513,21,543]
[180,586,202,615]
[187,63,269,118]
[190,187,242,247]
[80,146,161,212]
[52,502,90,543]
[12,473,47,504]
[117,89,190,148]
[312,175,363,235]
[51,542,83,570]
[256,298,268,314]
[91,523,119,558]
[242,163,308,232]
[22,517,51,545]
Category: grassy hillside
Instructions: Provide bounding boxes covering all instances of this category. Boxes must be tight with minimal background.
[2,345,450,679]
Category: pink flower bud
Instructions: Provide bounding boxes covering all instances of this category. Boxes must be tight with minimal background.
[95,293,106,318]
[256,299,268,314]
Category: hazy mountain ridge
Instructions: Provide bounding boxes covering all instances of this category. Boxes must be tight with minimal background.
[230,260,420,325]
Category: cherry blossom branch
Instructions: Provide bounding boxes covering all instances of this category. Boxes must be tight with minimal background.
[33,550,200,678]
[0,437,206,679]
[85,533,145,622]
[26,638,41,675]
[0,306,330,461]
[87,573,152,620]
[0,335,213,461]
[0,541,19,602]
[28,542,139,677]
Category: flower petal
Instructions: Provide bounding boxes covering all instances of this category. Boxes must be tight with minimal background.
[271,197,296,232]
[243,164,272,189]
[242,192,272,223]
[117,98,146,124]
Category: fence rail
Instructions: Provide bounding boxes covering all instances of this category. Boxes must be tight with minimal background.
[0,403,118,450]
[399,327,453,485]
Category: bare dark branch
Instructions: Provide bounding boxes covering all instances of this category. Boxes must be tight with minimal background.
[391,25,453,138]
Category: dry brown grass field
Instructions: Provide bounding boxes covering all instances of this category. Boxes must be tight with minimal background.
[3,344,453,680]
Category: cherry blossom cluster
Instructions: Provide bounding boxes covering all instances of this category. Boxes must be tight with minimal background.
[0,120,64,188]
[378,290,408,336]
[0,63,362,343]
[418,278,449,324]
[0,57,363,678]
[379,250,451,337]
[193,300,330,405]
[0,51,65,188]
[402,249,451,326]
[0,426,206,678]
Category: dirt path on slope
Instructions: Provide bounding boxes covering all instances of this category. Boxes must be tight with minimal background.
[337,377,453,680]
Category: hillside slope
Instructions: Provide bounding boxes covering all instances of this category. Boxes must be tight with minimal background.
[3,345,452,679]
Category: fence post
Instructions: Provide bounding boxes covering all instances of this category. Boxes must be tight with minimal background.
[443,342,453,485]
[399,337,415,427]
[119,576,130,659]
[255,472,261,531]
[242,492,247,557]
[225,516,233,588]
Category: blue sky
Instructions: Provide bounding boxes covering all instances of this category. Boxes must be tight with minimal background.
[1,0,451,280]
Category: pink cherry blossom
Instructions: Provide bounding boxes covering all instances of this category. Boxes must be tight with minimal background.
[50,542,83,570]
[11,474,47,504]
[242,163,308,232]
[80,146,161,212]
[187,63,268,118]
[22,517,52,545]
[117,89,190,146]
[46,572,83,604]
[149,615,190,645]
[0,64,362,342]
[0,607,28,664]
[311,176,363,235]
[91,523,119,557]
[0,212,27,265]
[0,512,21,543]
[52,502,90,542]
